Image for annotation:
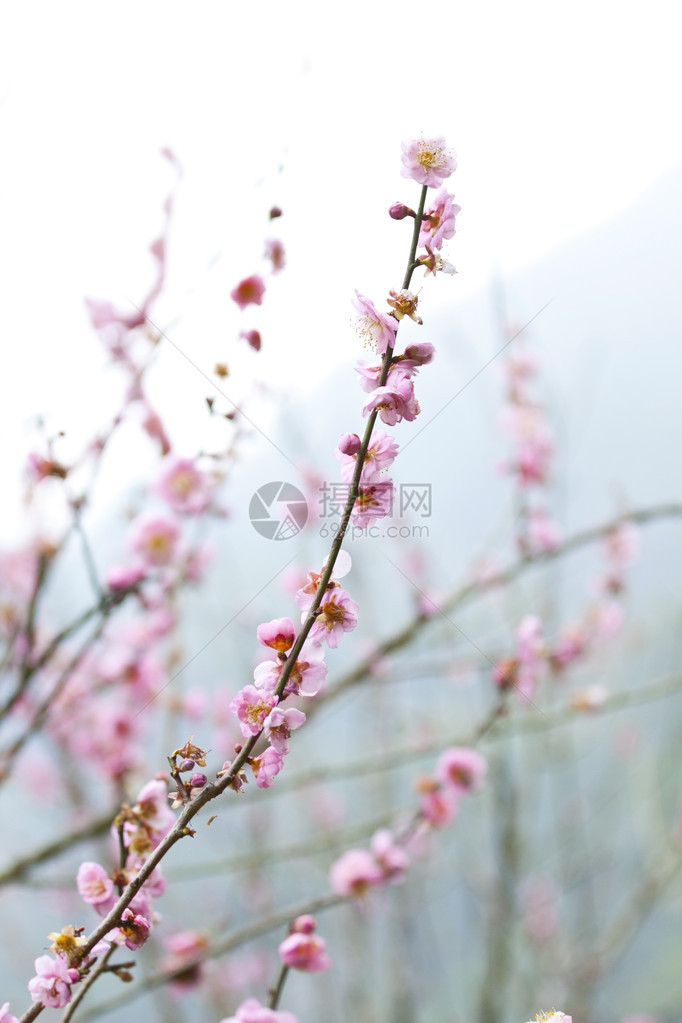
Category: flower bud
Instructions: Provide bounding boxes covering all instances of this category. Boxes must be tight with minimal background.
[388,202,414,220]
[337,432,361,456]
[178,758,195,773]
[291,914,316,934]
[189,773,207,789]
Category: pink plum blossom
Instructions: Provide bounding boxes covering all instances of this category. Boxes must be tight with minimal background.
[371,829,409,884]
[418,783,459,828]
[128,513,181,568]
[362,375,420,425]
[401,136,456,187]
[394,342,436,374]
[0,1004,19,1023]
[251,746,285,788]
[230,686,279,737]
[352,291,397,354]
[336,430,398,485]
[263,706,306,754]
[278,932,331,972]
[254,641,327,698]
[355,359,383,393]
[308,588,359,648]
[436,748,487,795]
[329,849,384,897]
[256,618,296,653]
[419,189,460,250]
[76,861,115,913]
[161,929,208,991]
[135,778,176,841]
[28,955,79,1008]
[220,998,298,1023]
[155,456,213,514]
[110,908,152,950]
[231,275,266,309]
[352,479,395,527]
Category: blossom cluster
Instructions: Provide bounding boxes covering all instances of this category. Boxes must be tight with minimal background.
[26,777,175,1007]
[417,745,488,828]
[329,747,486,898]
[227,555,359,789]
[499,342,561,556]
[278,914,331,973]
[45,452,222,783]
[230,208,286,351]
[493,520,639,706]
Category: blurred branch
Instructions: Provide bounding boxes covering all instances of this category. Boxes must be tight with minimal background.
[77,891,345,1022]
[0,807,118,887]
[319,502,682,707]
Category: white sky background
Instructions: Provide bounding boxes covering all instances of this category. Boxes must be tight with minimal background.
[1,0,681,539]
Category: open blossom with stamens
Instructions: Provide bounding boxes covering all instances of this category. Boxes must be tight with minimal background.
[387,289,422,324]
[111,908,152,950]
[352,479,395,527]
[352,291,397,354]
[294,551,352,612]
[263,706,306,754]
[230,685,278,737]
[420,245,456,277]
[254,641,327,697]
[362,375,420,425]
[526,1012,572,1023]
[336,430,399,485]
[28,955,79,1008]
[256,617,296,653]
[250,745,285,788]
[419,189,460,250]
[400,136,456,187]
[76,861,115,914]
[308,588,359,648]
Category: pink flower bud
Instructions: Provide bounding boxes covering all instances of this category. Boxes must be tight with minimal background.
[291,914,316,934]
[337,432,362,456]
[388,202,414,220]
